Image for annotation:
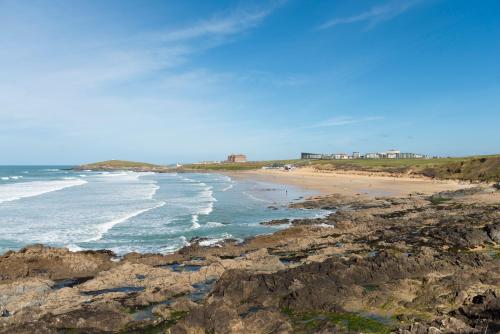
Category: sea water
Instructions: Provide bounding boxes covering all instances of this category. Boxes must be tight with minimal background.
[0,166,328,255]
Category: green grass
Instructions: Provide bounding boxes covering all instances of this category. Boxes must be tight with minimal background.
[282,308,393,334]
[184,159,308,171]
[183,154,500,182]
[311,155,500,182]
[311,155,496,168]
[328,312,392,334]
[78,154,500,182]
[78,160,163,169]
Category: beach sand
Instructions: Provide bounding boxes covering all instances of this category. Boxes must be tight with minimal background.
[226,167,474,197]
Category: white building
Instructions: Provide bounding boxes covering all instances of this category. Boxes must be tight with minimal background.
[334,153,349,160]
[385,150,401,159]
[365,153,380,159]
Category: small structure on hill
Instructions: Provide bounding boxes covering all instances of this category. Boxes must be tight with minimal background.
[227,154,247,163]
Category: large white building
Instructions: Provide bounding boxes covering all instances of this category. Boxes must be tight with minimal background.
[365,153,380,159]
[334,153,349,160]
[300,149,427,160]
[385,150,401,159]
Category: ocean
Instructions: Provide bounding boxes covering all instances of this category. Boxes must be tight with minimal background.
[0,166,328,255]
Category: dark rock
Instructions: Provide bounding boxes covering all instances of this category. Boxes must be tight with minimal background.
[0,308,9,318]
[260,218,290,226]
[485,223,500,243]
[52,276,93,290]
[0,245,115,283]
[81,286,145,296]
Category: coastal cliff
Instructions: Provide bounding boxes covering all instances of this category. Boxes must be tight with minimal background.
[1,186,499,333]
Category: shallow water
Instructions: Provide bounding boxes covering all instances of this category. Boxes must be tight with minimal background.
[0,166,328,255]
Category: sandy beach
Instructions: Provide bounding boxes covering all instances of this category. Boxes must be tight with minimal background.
[226,167,474,197]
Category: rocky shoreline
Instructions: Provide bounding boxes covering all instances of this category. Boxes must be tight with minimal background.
[1,186,499,333]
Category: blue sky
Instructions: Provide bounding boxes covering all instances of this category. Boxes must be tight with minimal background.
[0,0,499,164]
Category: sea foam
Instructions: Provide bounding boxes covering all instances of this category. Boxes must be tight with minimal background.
[87,201,166,242]
[0,179,87,204]
[190,185,216,229]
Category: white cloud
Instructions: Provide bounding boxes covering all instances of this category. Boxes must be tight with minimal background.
[318,0,421,30]
[308,116,383,128]
[156,7,274,42]
[0,3,283,119]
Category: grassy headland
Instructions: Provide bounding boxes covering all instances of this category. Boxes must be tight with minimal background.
[75,160,169,172]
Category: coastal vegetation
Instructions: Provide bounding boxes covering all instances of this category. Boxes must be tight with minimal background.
[312,155,500,182]
[183,155,500,182]
[76,155,500,183]
[282,308,393,333]
[76,160,166,171]
[184,159,303,171]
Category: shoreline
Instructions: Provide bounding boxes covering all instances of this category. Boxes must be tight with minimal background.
[0,169,324,257]
[1,169,499,333]
[222,167,475,198]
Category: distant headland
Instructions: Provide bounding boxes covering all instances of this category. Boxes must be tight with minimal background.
[75,154,500,183]
[74,160,171,172]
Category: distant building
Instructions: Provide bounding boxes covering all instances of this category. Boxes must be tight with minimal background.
[321,154,334,160]
[302,149,426,160]
[193,161,221,165]
[334,153,349,160]
[385,150,400,159]
[365,153,380,159]
[399,152,421,159]
[301,152,323,159]
[227,154,247,163]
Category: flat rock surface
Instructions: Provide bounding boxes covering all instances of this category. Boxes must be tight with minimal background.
[0,186,499,333]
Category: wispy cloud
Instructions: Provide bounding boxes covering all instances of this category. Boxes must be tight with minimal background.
[157,7,275,42]
[0,1,291,163]
[0,2,284,113]
[57,4,283,90]
[308,116,383,128]
[318,0,421,30]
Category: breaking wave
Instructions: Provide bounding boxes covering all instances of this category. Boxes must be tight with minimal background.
[87,201,166,242]
[0,179,87,204]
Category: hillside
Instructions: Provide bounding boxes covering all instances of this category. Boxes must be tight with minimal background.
[184,159,305,171]
[312,155,500,182]
[184,155,500,182]
[75,160,166,171]
[75,156,500,182]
